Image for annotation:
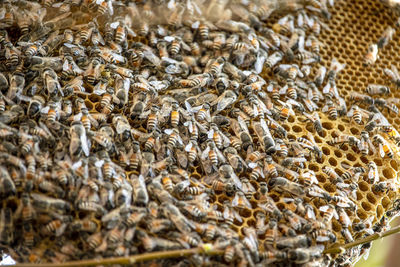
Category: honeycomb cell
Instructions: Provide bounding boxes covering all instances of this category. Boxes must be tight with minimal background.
[367,193,377,205]
[377,205,384,219]
[382,168,395,179]
[382,197,391,209]
[358,181,369,192]
[328,157,338,166]
[322,147,331,156]
[346,153,356,162]
[361,201,373,211]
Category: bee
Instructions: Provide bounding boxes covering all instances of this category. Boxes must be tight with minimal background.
[319,204,339,224]
[328,134,360,147]
[327,58,346,80]
[373,134,394,158]
[366,84,390,96]
[287,246,325,264]
[363,44,379,66]
[42,217,72,237]
[252,118,275,153]
[265,51,284,68]
[206,57,225,77]
[69,121,90,159]
[165,128,183,152]
[378,26,395,48]
[313,66,326,88]
[384,64,400,87]
[283,209,307,232]
[0,208,14,245]
[303,112,323,135]
[275,139,288,158]
[266,80,280,101]
[322,99,337,119]
[269,177,305,197]
[146,105,160,131]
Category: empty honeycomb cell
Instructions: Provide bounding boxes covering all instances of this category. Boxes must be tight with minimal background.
[367,193,377,205]
[287,117,295,123]
[322,147,330,156]
[322,122,334,130]
[346,153,357,162]
[382,168,395,179]
[328,157,338,166]
[382,197,391,209]
[362,201,373,212]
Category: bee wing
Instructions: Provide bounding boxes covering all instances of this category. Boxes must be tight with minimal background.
[191,20,200,29]
[184,142,193,152]
[279,85,288,94]
[164,36,175,42]
[110,21,120,29]
[80,132,90,157]
[207,128,214,139]
[221,132,231,148]
[319,205,330,212]
[282,197,294,203]
[216,147,226,163]
[201,146,210,160]
[379,143,386,158]
[392,64,400,80]
[298,35,305,51]
[266,83,274,92]
[203,172,218,185]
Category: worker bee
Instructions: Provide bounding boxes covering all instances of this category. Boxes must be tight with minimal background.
[269,177,305,197]
[378,26,395,49]
[322,99,337,119]
[366,84,390,95]
[363,44,379,66]
[384,64,400,87]
[303,112,323,135]
[372,134,393,158]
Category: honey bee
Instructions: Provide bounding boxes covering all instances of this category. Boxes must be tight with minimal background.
[373,134,394,158]
[265,51,284,68]
[252,118,275,153]
[366,84,390,96]
[0,208,14,245]
[364,44,379,66]
[328,134,360,147]
[377,26,395,49]
[303,112,323,135]
[327,57,346,80]
[319,204,338,224]
[322,99,337,119]
[384,64,400,89]
[269,177,305,197]
[287,246,325,264]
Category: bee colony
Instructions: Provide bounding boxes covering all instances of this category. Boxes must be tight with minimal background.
[1,0,400,266]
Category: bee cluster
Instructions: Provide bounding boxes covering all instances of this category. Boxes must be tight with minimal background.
[0,0,400,266]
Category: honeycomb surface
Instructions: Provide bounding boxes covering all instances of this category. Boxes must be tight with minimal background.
[1,1,400,267]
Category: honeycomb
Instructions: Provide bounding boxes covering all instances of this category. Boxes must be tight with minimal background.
[1,0,400,266]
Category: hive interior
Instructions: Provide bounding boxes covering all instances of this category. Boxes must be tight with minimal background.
[1,0,400,266]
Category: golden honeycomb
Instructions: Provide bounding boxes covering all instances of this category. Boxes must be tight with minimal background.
[2,0,400,266]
